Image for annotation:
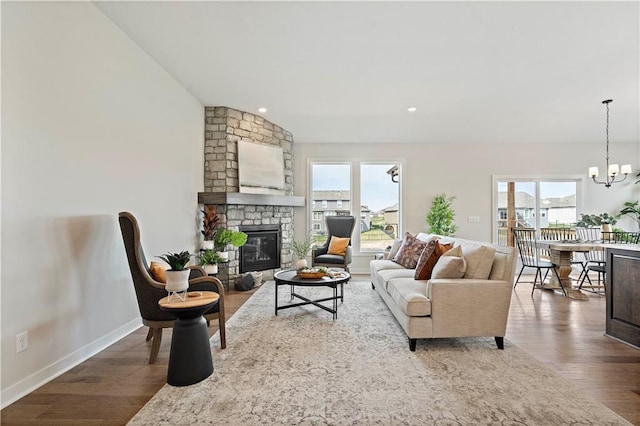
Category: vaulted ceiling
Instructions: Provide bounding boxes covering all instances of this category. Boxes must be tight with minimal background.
[95,1,639,145]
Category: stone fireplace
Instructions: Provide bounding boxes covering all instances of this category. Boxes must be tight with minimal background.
[199,106,303,283]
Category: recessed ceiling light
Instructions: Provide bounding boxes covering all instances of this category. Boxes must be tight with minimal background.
[407,107,417,113]
[258,107,268,113]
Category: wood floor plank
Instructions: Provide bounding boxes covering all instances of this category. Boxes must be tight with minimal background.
[2,276,639,425]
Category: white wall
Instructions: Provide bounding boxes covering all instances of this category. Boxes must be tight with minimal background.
[293,142,639,273]
[1,2,204,406]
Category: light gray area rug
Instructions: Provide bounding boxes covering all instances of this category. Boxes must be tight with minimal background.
[129,281,630,425]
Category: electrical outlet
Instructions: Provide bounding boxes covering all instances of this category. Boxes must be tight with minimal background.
[16,331,28,353]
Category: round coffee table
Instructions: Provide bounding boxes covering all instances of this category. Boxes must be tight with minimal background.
[158,291,219,386]
[273,269,351,320]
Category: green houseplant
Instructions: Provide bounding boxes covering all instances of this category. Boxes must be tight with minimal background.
[158,250,192,292]
[214,228,248,260]
[576,213,618,231]
[617,201,640,230]
[291,232,313,269]
[198,249,222,275]
[201,205,220,250]
[426,193,458,236]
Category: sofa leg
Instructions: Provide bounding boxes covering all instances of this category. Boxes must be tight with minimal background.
[371,282,375,290]
[409,338,417,351]
[495,336,504,350]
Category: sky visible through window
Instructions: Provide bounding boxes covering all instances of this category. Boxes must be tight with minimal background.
[313,164,399,212]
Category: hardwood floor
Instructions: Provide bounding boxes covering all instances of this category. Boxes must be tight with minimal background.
[1,275,639,425]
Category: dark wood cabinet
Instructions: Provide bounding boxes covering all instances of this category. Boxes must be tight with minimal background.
[605,246,640,348]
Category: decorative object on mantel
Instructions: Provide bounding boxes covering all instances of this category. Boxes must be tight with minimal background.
[291,232,313,269]
[158,251,192,299]
[589,99,632,188]
[201,205,220,250]
[198,249,222,275]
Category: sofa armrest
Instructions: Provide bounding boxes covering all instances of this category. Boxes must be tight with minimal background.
[427,279,513,337]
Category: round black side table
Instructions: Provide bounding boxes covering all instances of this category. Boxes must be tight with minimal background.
[158,291,219,386]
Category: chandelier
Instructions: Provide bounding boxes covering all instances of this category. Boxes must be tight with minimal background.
[588,99,632,188]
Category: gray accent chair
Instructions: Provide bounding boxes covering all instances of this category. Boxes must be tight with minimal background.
[312,215,356,272]
[118,211,226,363]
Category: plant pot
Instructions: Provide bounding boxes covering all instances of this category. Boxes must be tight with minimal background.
[203,264,218,275]
[602,224,612,233]
[295,258,308,269]
[164,269,190,292]
[217,251,229,261]
[202,240,215,250]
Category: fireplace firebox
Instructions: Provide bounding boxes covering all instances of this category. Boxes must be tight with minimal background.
[239,225,281,273]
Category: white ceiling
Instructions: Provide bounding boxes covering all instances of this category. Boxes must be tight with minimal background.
[95,1,639,145]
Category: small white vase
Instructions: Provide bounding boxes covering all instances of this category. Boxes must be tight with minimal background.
[202,240,215,250]
[203,264,218,275]
[164,270,190,292]
[217,251,229,261]
[295,258,308,269]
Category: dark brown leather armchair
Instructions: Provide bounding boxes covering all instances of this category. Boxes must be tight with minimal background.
[312,215,356,272]
[118,211,226,363]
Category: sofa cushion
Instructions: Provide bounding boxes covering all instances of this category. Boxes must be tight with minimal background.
[489,251,508,281]
[432,255,467,279]
[415,241,453,280]
[393,232,429,269]
[385,238,403,260]
[377,268,416,292]
[370,259,406,274]
[460,242,496,279]
[386,278,431,316]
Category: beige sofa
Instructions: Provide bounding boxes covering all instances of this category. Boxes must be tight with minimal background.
[370,233,517,351]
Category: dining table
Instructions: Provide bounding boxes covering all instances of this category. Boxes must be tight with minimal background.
[535,240,604,300]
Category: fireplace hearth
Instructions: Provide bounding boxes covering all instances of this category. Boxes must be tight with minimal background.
[239,225,281,273]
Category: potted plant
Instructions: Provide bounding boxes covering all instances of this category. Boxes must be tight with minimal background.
[201,205,220,250]
[426,193,458,236]
[292,232,313,269]
[157,250,192,293]
[198,249,222,275]
[215,228,248,261]
[576,213,618,231]
[617,201,640,230]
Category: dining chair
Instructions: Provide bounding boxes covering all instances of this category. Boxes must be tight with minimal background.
[118,211,226,363]
[513,228,565,295]
[578,230,640,293]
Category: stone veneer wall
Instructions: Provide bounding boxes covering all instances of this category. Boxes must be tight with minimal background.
[203,106,295,283]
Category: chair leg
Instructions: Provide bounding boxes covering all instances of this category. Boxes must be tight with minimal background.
[145,327,153,342]
[218,314,226,350]
[532,268,541,294]
[148,328,162,364]
[514,265,525,288]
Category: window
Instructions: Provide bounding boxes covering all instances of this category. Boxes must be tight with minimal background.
[494,177,582,245]
[311,164,351,241]
[311,200,316,208]
[309,160,402,255]
[360,163,400,252]
[313,212,323,221]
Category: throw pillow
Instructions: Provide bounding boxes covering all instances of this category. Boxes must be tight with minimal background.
[328,236,350,256]
[442,245,462,258]
[414,241,453,280]
[393,232,429,269]
[149,261,168,283]
[460,243,496,279]
[385,238,403,260]
[432,256,467,279]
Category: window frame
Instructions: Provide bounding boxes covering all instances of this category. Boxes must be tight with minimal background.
[491,175,585,244]
[308,158,404,256]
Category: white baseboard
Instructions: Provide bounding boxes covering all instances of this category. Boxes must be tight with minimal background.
[1,318,142,409]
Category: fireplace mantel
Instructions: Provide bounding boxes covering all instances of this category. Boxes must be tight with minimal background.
[198,192,305,207]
